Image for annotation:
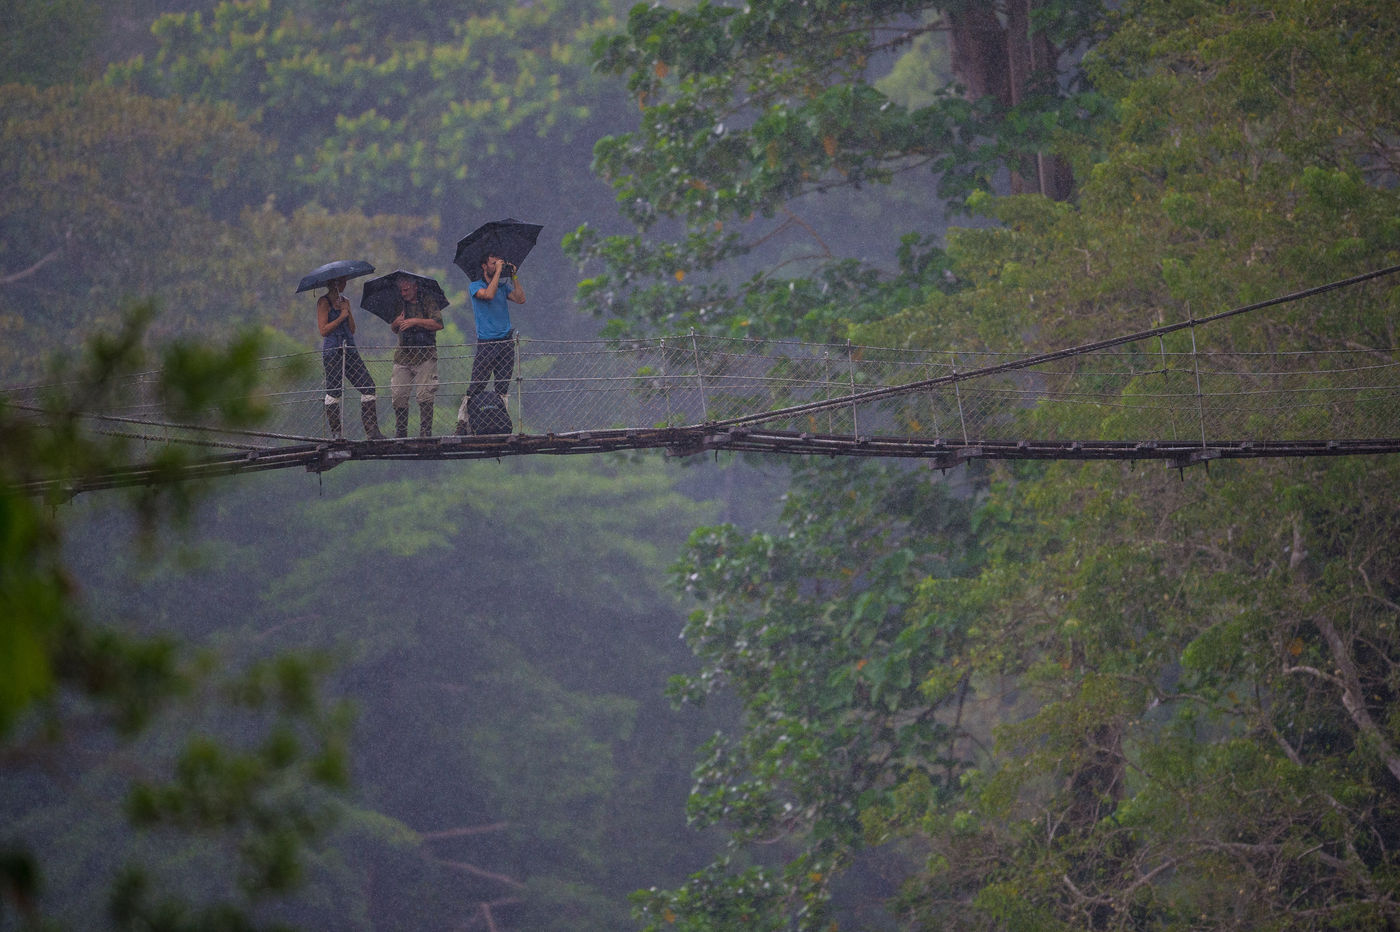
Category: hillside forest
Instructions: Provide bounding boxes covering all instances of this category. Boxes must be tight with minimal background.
[2,1,1399,930]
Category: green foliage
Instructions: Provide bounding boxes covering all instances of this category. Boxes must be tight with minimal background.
[0,304,279,738]
[589,0,1096,225]
[110,0,628,217]
[2,2,738,928]
[875,28,953,112]
[1,307,351,929]
[633,858,800,932]
[0,80,442,372]
[124,656,352,895]
[0,479,64,732]
[0,0,99,87]
[569,0,1107,338]
[568,221,960,340]
[8,0,1400,929]
[632,0,1400,927]
[647,460,983,928]
[81,456,723,928]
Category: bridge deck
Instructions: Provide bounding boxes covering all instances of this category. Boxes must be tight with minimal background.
[30,428,1400,497]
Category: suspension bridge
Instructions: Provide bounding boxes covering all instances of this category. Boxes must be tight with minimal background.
[7,267,1400,497]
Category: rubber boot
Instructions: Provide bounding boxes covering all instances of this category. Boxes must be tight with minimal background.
[419,402,434,438]
[394,406,409,439]
[361,399,384,440]
[325,403,343,439]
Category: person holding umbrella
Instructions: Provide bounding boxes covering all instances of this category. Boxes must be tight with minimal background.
[451,219,541,435]
[455,253,526,434]
[388,274,445,437]
[297,259,383,440]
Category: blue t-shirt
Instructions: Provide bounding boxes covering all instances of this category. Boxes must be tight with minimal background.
[469,277,514,340]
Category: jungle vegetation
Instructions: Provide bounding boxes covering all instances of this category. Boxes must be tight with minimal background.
[3,0,1398,930]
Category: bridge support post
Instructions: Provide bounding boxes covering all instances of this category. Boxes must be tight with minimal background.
[660,338,674,426]
[512,330,523,434]
[690,329,709,422]
[1188,321,1208,450]
[953,359,969,443]
[846,341,860,439]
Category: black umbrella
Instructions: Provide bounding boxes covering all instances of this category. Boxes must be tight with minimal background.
[359,270,450,325]
[295,258,375,294]
[452,218,543,280]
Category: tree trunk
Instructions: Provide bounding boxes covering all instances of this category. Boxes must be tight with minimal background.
[946,4,1010,104]
[947,0,1075,201]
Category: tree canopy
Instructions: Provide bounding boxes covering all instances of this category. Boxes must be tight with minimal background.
[1,1,726,927]
[604,0,1400,928]
[566,0,1108,338]
[5,0,1400,928]
[111,0,631,219]
[0,309,356,929]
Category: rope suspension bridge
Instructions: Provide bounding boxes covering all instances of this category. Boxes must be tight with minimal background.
[7,267,1400,496]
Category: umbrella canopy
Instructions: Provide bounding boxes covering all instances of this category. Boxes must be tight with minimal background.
[295,258,375,294]
[452,218,543,280]
[359,270,450,325]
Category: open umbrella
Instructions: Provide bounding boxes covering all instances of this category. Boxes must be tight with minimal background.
[359,270,450,325]
[295,258,375,294]
[452,218,543,280]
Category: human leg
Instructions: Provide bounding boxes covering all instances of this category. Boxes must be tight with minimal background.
[467,344,492,398]
[324,399,342,438]
[360,399,384,440]
[416,355,439,437]
[322,345,345,438]
[344,347,383,439]
[391,362,412,437]
[455,393,471,434]
[488,340,515,396]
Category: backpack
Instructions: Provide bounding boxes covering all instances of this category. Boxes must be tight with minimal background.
[467,392,512,435]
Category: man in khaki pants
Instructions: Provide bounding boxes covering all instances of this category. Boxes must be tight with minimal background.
[389,275,444,437]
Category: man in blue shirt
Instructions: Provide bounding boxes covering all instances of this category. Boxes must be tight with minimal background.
[456,254,526,433]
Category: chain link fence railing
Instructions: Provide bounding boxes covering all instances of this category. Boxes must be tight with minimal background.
[4,332,1398,451]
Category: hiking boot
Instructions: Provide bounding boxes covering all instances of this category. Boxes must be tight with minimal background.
[361,399,384,440]
[325,403,343,439]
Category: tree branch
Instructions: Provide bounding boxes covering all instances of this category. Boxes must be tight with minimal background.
[430,857,526,889]
[1312,613,1400,785]
[1,232,70,286]
[1282,664,1345,689]
[420,822,508,840]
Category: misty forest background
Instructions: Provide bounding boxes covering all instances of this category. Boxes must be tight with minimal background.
[2,1,1399,930]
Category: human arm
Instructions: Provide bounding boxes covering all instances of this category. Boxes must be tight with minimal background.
[397,311,443,331]
[507,272,525,304]
[395,300,444,332]
[474,261,504,301]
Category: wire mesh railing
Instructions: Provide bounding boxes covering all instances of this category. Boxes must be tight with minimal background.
[5,264,1400,456]
[4,331,1398,452]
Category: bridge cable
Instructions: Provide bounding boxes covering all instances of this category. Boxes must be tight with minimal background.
[705,264,1400,431]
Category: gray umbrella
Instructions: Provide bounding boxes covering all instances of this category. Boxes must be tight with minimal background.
[295,258,375,294]
[359,270,451,324]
